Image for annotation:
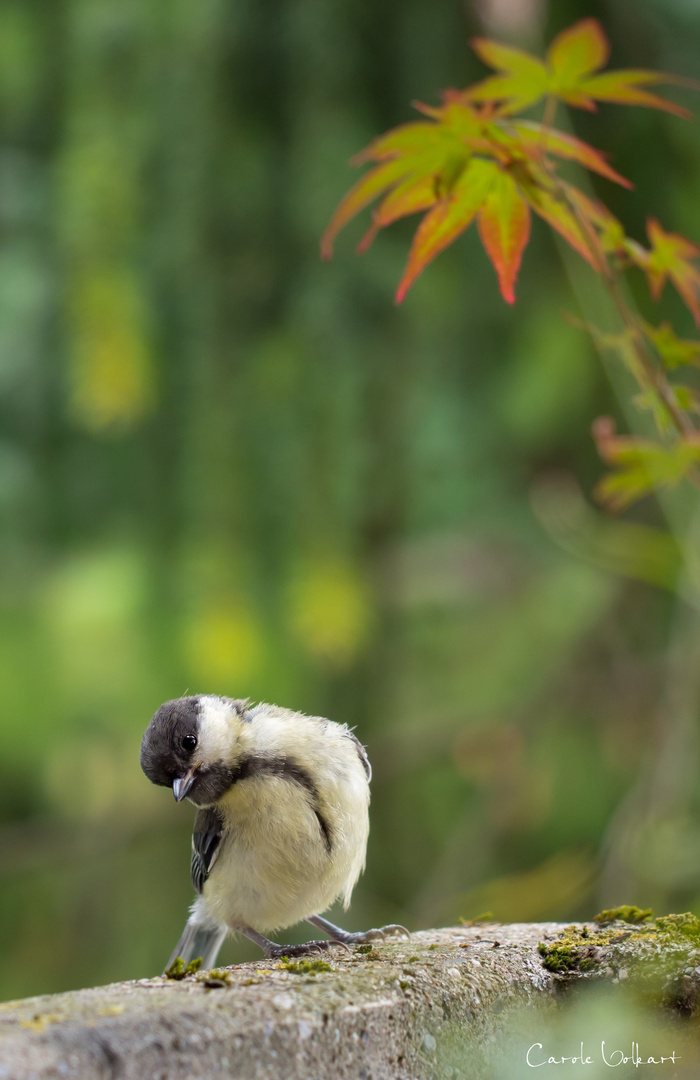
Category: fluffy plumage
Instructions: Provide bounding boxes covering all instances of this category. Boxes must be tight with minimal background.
[140,694,404,965]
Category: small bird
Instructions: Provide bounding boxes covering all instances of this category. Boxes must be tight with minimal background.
[140,694,407,967]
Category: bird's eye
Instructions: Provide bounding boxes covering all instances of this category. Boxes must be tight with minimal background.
[181,733,197,752]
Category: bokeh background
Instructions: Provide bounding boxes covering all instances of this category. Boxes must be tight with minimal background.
[1,0,700,1001]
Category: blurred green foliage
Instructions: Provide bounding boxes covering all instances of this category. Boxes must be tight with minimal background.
[2,0,700,1002]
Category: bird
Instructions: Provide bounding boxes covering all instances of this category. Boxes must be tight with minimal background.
[140,694,408,967]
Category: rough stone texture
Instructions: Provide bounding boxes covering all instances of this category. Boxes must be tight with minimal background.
[0,923,623,1079]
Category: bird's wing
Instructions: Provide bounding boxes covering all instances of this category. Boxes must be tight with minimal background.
[190,806,225,894]
[346,730,372,783]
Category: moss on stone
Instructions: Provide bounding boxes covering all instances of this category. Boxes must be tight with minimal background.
[594,906,653,926]
[538,910,700,1002]
[537,924,620,974]
[164,956,203,980]
[655,912,700,939]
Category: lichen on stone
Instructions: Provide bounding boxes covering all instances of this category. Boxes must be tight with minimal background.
[196,967,234,988]
[279,958,332,975]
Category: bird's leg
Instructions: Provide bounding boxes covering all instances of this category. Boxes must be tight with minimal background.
[236,924,350,959]
[307,914,410,945]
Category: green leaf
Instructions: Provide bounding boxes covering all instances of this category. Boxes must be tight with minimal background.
[468,38,548,113]
[671,384,700,414]
[547,18,609,89]
[592,416,700,509]
[643,218,700,325]
[642,320,700,369]
[467,18,693,118]
[352,121,451,164]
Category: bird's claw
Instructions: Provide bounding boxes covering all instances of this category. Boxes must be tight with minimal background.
[338,923,411,945]
[381,923,411,940]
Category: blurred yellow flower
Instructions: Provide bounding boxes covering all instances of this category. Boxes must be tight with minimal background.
[67,266,154,432]
[183,603,264,689]
[286,557,372,670]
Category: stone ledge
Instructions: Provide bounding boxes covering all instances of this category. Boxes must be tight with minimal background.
[0,923,632,1080]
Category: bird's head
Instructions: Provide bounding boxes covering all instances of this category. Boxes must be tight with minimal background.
[140,695,247,806]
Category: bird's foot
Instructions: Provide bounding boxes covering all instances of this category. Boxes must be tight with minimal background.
[338,924,411,945]
[265,939,350,959]
[306,914,411,945]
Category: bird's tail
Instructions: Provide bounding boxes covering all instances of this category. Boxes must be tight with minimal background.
[166,916,228,971]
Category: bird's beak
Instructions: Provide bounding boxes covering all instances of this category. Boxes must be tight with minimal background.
[173,765,199,803]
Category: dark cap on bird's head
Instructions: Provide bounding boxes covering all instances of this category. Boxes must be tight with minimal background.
[141,694,249,806]
[140,696,202,801]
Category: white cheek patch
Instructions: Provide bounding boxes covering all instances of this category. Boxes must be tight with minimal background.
[196,696,237,766]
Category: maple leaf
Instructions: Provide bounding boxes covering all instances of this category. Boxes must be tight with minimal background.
[592,416,700,509]
[638,219,700,325]
[514,169,598,270]
[547,17,609,99]
[394,158,502,302]
[320,145,451,260]
[576,71,692,119]
[466,39,549,114]
[356,174,438,254]
[507,121,632,188]
[641,320,700,369]
[560,184,626,255]
[467,17,692,118]
[476,168,530,304]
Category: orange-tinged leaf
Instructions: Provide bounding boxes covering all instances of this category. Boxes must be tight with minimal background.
[578,71,692,118]
[511,121,632,187]
[357,175,439,253]
[560,182,626,252]
[547,18,609,85]
[517,176,597,269]
[320,159,417,259]
[644,218,700,324]
[477,171,530,303]
[395,158,500,303]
